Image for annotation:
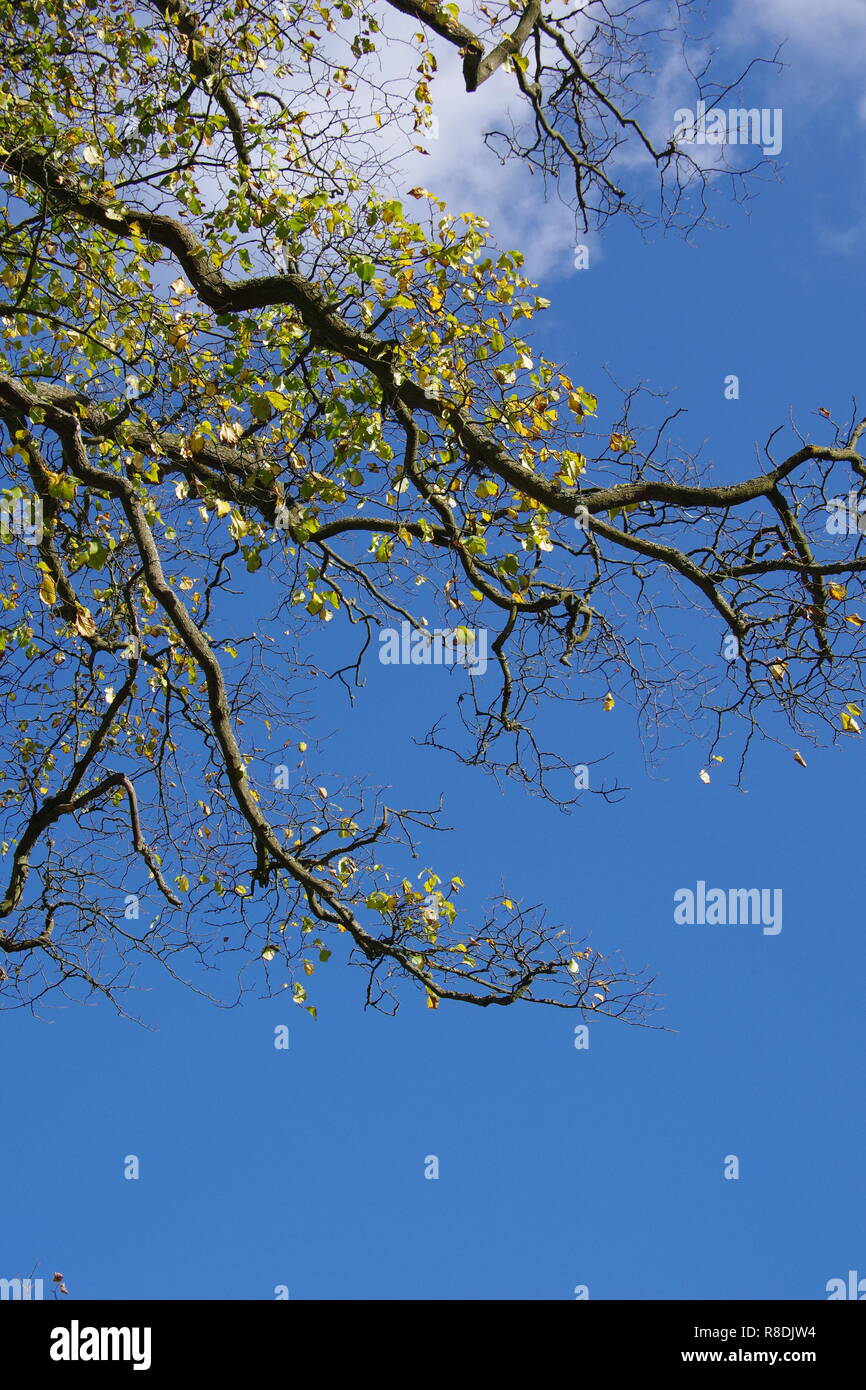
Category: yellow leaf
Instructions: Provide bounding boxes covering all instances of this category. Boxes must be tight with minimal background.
[828,582,847,600]
[426,992,439,1009]
[793,750,808,768]
[845,613,865,627]
[602,691,615,711]
[38,573,56,606]
[73,606,96,638]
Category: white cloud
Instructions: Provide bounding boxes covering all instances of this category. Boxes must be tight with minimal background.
[364,14,583,283]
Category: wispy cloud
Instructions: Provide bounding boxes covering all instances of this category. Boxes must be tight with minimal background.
[728,0,866,64]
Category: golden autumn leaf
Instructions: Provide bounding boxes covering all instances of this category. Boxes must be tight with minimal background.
[38,573,56,605]
[828,582,847,600]
[609,432,635,453]
[602,691,615,711]
[793,750,808,767]
[73,606,96,638]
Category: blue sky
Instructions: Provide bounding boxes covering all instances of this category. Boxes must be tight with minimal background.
[4,2,866,1301]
